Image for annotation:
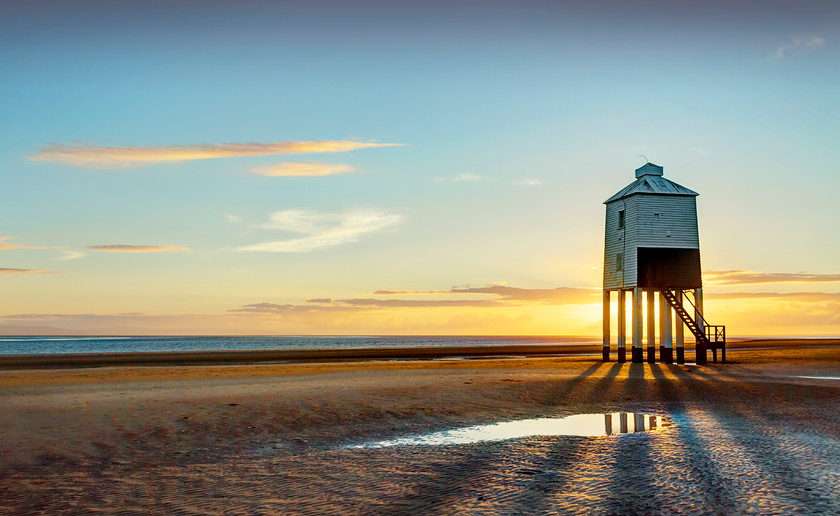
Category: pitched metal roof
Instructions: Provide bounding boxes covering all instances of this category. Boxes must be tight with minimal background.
[604,164,698,203]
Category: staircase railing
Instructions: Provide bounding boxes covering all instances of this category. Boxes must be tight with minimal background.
[659,289,725,364]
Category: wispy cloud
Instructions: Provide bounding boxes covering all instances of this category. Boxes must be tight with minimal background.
[230,302,368,314]
[0,236,49,250]
[705,291,840,328]
[448,285,598,304]
[372,285,597,304]
[223,213,243,223]
[322,298,502,308]
[58,250,86,261]
[86,245,189,253]
[233,283,599,313]
[250,162,357,177]
[28,140,402,169]
[0,268,55,275]
[705,270,840,285]
[511,178,542,186]
[707,291,840,302]
[373,289,445,295]
[689,147,711,156]
[237,208,403,253]
[434,173,485,183]
[773,36,826,59]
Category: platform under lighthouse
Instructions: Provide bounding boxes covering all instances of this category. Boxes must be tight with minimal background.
[602,162,725,365]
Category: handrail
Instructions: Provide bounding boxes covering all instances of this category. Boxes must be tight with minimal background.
[680,290,711,328]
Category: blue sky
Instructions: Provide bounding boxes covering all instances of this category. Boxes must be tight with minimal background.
[1,1,839,335]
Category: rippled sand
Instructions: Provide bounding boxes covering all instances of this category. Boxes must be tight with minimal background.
[2,343,840,514]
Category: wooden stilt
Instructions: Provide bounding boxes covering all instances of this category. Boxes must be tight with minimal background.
[632,287,643,363]
[602,290,610,362]
[660,291,673,364]
[675,288,685,364]
[617,290,626,363]
[646,289,655,363]
[619,412,628,433]
[604,413,613,435]
[695,287,707,365]
[634,413,645,432]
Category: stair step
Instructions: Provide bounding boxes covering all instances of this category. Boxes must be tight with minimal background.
[659,289,709,345]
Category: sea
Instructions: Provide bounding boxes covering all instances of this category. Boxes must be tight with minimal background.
[0,335,600,355]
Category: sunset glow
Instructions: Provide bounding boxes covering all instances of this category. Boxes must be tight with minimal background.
[2,2,838,336]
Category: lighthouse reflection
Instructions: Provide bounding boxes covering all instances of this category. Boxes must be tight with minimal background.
[348,412,672,448]
[599,412,668,435]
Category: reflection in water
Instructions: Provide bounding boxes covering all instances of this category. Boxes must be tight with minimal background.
[349,412,672,448]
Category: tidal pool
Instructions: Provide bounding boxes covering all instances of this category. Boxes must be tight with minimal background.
[349,412,672,448]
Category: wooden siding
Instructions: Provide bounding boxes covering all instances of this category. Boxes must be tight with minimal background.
[603,197,637,289]
[604,194,700,289]
[635,195,699,249]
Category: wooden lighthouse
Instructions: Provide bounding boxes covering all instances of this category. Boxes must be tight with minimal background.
[601,162,725,365]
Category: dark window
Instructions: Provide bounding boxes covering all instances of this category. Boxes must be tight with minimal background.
[616,253,623,271]
[618,210,625,229]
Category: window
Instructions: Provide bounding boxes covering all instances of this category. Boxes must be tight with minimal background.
[654,213,661,221]
[616,253,623,271]
[618,210,625,229]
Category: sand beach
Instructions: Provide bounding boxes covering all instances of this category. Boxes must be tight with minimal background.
[2,340,840,514]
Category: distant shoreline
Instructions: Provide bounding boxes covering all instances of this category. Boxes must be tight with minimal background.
[1,339,838,370]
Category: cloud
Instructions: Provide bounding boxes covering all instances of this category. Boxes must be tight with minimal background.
[331,298,501,308]
[434,173,485,183]
[223,213,243,223]
[237,208,402,253]
[230,302,367,314]
[707,291,840,302]
[28,140,402,169]
[705,291,840,328]
[372,289,446,295]
[250,162,357,177]
[373,285,598,304]
[86,245,189,253]
[689,147,711,156]
[233,284,600,313]
[58,250,86,261]
[0,312,282,336]
[773,36,826,59]
[511,178,542,186]
[0,268,55,275]
[447,285,599,304]
[0,236,49,250]
[704,270,840,285]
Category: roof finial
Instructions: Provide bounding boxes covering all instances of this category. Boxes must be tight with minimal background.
[638,154,650,165]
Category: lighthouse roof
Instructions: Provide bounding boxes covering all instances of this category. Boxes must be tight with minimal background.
[604,163,698,203]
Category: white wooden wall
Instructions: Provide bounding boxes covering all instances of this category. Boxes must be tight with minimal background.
[603,194,700,290]
[635,195,699,249]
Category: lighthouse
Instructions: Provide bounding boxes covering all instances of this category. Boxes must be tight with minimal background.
[601,162,725,365]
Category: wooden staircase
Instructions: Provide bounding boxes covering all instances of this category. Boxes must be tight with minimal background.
[659,289,726,364]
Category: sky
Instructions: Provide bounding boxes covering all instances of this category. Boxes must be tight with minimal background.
[1,0,839,336]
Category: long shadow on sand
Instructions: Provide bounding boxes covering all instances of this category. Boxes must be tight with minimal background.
[586,363,665,514]
[649,364,737,510]
[377,363,606,513]
[683,366,840,512]
[505,362,625,514]
[536,362,609,405]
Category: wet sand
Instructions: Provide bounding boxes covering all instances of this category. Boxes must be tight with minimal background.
[2,340,840,514]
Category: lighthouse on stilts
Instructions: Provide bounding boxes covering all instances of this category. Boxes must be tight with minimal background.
[602,162,725,365]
